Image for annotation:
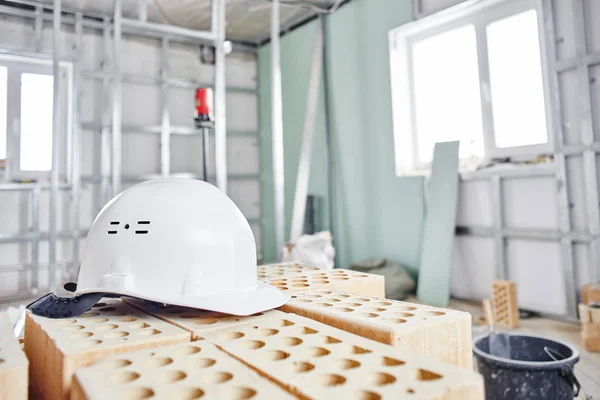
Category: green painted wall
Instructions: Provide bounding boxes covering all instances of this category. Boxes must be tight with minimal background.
[259,0,425,275]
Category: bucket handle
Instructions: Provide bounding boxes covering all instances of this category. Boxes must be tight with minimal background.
[559,363,581,397]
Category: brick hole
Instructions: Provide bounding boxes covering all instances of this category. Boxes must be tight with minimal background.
[79,312,100,318]
[395,306,416,311]
[351,346,372,355]
[63,325,85,331]
[188,358,216,368]
[303,294,323,299]
[71,331,93,339]
[315,303,333,308]
[101,359,132,368]
[331,277,349,281]
[105,331,129,339]
[174,388,204,399]
[201,371,233,384]
[416,368,443,381]
[174,346,201,356]
[294,299,313,303]
[328,298,341,302]
[118,317,137,322]
[313,280,331,285]
[307,347,331,357]
[279,337,303,346]
[129,322,151,329]
[335,294,350,298]
[394,312,414,318]
[355,298,371,303]
[317,373,347,386]
[407,388,415,394]
[292,361,314,372]
[76,339,102,348]
[228,387,257,399]
[123,387,154,399]
[334,359,361,370]
[264,350,290,360]
[218,331,245,340]
[382,357,405,367]
[109,371,140,384]
[369,372,396,386]
[144,357,173,367]
[92,302,107,308]
[241,340,265,350]
[55,319,77,325]
[94,324,118,332]
[353,274,369,278]
[156,370,187,383]
[88,317,110,324]
[295,327,318,335]
[333,307,354,312]
[364,307,386,313]
[349,391,381,400]
[278,319,295,327]
[137,329,161,336]
[193,318,218,325]
[324,336,342,344]
[255,329,279,337]
[424,311,445,316]
[382,318,407,324]
[292,284,310,288]
[372,302,391,307]
[360,313,379,318]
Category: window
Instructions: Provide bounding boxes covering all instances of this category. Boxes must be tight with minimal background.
[0,56,69,178]
[389,0,551,175]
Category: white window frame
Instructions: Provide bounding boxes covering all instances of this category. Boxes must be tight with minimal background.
[0,54,72,180]
[389,0,554,176]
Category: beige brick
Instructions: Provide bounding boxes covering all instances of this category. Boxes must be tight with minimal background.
[201,311,484,400]
[24,299,190,400]
[263,269,385,297]
[123,297,285,341]
[492,280,519,328]
[280,290,472,369]
[72,339,295,400]
[258,262,322,280]
[0,313,28,400]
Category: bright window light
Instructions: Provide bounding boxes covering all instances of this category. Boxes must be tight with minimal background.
[20,73,53,171]
[0,66,6,160]
[487,10,547,148]
[412,24,484,165]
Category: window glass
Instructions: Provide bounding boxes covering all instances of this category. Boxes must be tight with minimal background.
[20,73,53,171]
[412,24,484,164]
[487,9,547,148]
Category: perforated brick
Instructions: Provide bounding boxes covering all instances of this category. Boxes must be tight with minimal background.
[258,262,321,280]
[492,280,519,328]
[202,312,483,399]
[263,269,385,298]
[72,339,295,400]
[122,297,282,341]
[0,313,28,400]
[280,290,472,369]
[24,299,190,400]
[579,303,600,352]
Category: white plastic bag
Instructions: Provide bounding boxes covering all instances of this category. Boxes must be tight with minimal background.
[281,231,335,270]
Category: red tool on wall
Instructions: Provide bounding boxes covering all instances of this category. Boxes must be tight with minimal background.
[194,87,214,182]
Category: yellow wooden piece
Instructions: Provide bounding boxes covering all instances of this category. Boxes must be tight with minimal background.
[579,303,600,352]
[24,299,190,400]
[201,311,484,399]
[492,280,519,328]
[280,290,473,369]
[263,269,385,297]
[0,313,28,400]
[72,339,295,400]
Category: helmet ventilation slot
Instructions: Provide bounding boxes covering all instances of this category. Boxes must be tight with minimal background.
[135,230,149,235]
[110,221,120,225]
[107,231,117,234]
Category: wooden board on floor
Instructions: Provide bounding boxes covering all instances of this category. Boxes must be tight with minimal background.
[417,141,460,307]
[24,299,190,400]
[280,290,472,369]
[72,339,295,400]
[200,311,484,399]
[262,269,385,297]
[0,313,28,400]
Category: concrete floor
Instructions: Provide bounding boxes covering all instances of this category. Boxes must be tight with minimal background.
[445,297,600,399]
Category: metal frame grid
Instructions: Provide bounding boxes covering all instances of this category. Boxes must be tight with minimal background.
[0,0,237,303]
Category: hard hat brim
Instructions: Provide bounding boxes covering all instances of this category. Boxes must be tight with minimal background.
[75,280,290,316]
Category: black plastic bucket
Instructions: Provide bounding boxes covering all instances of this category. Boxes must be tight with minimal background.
[473,333,580,400]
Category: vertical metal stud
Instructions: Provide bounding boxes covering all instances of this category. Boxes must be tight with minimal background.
[71,12,83,268]
[213,0,228,192]
[34,5,43,53]
[271,0,285,255]
[30,184,41,292]
[100,17,111,209]
[491,175,507,280]
[49,0,62,292]
[160,37,170,178]
[112,0,122,196]
[138,0,148,22]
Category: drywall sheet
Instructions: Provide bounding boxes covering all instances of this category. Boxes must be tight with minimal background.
[417,141,460,307]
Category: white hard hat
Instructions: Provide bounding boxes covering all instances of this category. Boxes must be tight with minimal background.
[27,179,289,318]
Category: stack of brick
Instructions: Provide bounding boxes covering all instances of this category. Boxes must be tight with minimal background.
[579,303,600,352]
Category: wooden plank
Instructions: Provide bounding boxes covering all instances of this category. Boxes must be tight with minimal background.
[280,290,472,369]
[24,298,190,400]
[258,262,322,280]
[417,141,460,307]
[492,280,520,328]
[580,303,600,352]
[262,269,385,297]
[0,313,28,400]
[201,311,484,399]
[72,339,295,399]
[582,283,600,304]
[122,297,285,341]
